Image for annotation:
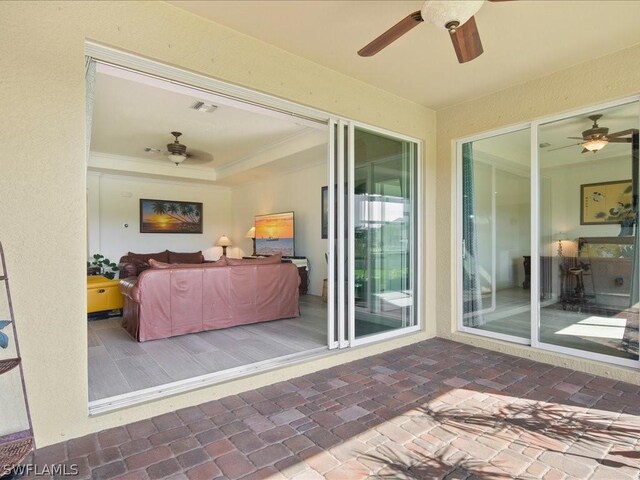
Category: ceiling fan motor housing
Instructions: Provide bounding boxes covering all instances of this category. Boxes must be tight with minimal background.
[167,131,187,156]
[421,0,484,29]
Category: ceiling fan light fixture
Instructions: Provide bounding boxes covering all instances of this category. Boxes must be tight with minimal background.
[582,138,608,152]
[421,0,484,30]
[168,153,186,165]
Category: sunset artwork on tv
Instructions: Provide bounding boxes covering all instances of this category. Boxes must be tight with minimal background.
[255,212,295,256]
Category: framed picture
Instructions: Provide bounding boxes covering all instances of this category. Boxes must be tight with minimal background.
[140,199,203,233]
[580,180,633,225]
[321,186,328,239]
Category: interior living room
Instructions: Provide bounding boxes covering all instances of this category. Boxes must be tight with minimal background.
[2,2,640,476]
[86,61,330,404]
[86,61,421,409]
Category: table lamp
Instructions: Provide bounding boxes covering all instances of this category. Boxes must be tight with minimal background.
[216,235,232,256]
[245,227,256,256]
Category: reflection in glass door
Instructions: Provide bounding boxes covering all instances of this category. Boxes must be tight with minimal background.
[351,128,418,340]
[460,129,532,341]
[538,102,639,364]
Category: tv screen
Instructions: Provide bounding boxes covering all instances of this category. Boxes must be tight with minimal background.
[255,211,295,257]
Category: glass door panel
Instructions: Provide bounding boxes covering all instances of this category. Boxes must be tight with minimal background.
[461,129,532,340]
[538,102,640,362]
[352,128,418,340]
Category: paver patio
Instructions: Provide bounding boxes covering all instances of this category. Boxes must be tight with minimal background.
[17,338,640,479]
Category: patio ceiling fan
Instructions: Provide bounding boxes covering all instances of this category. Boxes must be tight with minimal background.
[357,0,512,64]
[144,131,212,166]
[548,115,634,154]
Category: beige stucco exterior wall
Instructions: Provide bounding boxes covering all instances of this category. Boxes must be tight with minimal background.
[0,1,436,447]
[436,43,640,384]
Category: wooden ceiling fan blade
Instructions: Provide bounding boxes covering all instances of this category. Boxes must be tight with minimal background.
[450,16,483,64]
[608,138,632,143]
[547,143,580,152]
[608,129,638,138]
[358,11,423,57]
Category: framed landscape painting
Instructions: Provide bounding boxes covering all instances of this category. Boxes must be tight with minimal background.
[140,199,203,233]
[580,180,633,225]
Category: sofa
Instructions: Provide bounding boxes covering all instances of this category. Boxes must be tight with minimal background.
[119,255,300,342]
[118,250,205,278]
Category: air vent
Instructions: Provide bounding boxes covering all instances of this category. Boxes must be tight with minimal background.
[191,101,218,113]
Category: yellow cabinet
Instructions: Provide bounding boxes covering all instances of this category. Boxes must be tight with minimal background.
[87,276,123,314]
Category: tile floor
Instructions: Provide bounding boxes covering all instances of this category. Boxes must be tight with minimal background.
[19,338,640,479]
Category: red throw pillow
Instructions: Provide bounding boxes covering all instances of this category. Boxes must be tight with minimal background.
[226,253,282,266]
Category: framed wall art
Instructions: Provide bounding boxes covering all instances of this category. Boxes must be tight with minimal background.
[140,199,203,233]
[580,180,633,225]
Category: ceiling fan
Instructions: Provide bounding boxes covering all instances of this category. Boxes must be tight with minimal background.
[358,0,511,64]
[145,131,210,165]
[548,115,634,154]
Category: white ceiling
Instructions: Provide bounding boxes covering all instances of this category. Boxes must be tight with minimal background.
[90,65,327,184]
[168,0,640,109]
[474,100,639,169]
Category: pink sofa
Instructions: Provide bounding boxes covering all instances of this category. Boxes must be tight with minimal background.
[119,260,300,342]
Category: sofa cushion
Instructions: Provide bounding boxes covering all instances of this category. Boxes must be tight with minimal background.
[226,253,282,266]
[149,258,227,269]
[128,250,169,263]
[168,250,204,264]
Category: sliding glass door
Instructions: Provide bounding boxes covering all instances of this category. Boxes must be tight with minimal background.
[459,128,531,342]
[538,102,639,364]
[330,122,421,348]
[458,97,640,368]
[352,128,419,340]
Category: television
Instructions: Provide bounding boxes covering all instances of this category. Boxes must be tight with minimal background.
[255,211,295,257]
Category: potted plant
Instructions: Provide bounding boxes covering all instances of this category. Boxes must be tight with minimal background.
[87,254,119,280]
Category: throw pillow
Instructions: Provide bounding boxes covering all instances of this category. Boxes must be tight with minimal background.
[128,250,169,263]
[168,251,204,264]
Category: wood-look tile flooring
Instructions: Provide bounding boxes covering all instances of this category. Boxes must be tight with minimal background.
[470,288,639,360]
[88,295,327,402]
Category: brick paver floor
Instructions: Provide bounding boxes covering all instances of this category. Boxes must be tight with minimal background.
[17,339,640,479]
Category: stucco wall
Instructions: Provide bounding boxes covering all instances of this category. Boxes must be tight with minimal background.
[436,44,640,384]
[0,1,436,447]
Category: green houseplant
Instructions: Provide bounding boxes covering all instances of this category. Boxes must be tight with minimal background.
[87,254,119,280]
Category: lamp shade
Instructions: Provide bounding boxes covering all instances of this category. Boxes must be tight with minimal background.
[245,227,256,239]
[168,153,186,165]
[582,139,608,152]
[216,235,232,247]
[554,232,568,241]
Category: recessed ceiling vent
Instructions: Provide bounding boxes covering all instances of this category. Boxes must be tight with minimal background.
[191,101,218,113]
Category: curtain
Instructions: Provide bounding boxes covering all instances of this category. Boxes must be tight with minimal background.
[462,142,484,326]
[85,57,96,162]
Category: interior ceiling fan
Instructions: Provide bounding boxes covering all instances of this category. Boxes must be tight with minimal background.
[548,115,634,154]
[358,0,511,63]
[145,131,210,166]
